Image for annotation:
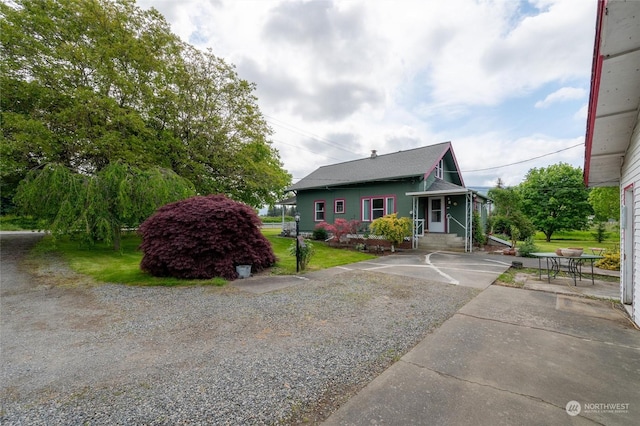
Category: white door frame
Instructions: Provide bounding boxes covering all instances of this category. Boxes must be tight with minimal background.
[622,186,634,305]
[428,197,445,233]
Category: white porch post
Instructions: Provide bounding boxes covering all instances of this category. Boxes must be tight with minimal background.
[466,192,473,252]
[412,196,419,249]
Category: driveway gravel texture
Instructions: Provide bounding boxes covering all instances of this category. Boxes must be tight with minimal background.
[1,233,480,425]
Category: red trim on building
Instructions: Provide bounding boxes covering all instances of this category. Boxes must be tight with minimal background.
[584,0,607,186]
[623,183,634,203]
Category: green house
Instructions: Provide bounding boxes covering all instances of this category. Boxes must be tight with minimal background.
[287,142,490,251]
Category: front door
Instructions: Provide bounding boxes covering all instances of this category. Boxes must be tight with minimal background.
[428,197,445,233]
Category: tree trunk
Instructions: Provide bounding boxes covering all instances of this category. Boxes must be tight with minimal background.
[113,226,121,251]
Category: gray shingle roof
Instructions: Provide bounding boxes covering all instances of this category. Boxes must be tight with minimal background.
[425,179,467,193]
[288,142,452,191]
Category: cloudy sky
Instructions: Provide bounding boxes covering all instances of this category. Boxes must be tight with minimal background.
[138,0,598,191]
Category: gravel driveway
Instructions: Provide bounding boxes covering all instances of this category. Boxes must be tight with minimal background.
[1,232,480,425]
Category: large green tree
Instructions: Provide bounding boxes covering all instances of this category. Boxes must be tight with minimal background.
[588,186,620,222]
[171,46,290,206]
[518,163,592,242]
[1,0,290,216]
[1,0,179,176]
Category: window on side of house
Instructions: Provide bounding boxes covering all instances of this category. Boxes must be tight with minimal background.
[435,159,444,179]
[372,198,385,219]
[386,197,395,215]
[314,201,325,221]
[362,198,371,221]
[335,199,345,214]
[362,196,396,221]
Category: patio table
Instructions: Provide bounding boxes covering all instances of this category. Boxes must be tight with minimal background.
[531,252,604,286]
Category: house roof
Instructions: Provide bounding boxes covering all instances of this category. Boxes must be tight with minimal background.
[276,196,297,205]
[427,179,464,192]
[288,142,453,191]
[584,0,640,187]
[407,179,490,201]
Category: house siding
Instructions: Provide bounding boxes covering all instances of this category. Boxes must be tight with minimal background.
[443,151,463,186]
[289,143,480,247]
[620,109,640,326]
[423,150,462,189]
[441,196,466,234]
[296,188,480,239]
[295,178,423,233]
[423,174,436,191]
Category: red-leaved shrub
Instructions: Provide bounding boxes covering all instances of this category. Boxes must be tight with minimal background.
[315,219,360,243]
[138,194,276,280]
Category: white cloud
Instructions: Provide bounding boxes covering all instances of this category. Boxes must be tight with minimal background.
[137,0,598,188]
[574,103,589,120]
[535,87,587,108]
[452,132,585,187]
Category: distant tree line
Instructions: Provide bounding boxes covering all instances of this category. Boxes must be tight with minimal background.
[264,206,297,217]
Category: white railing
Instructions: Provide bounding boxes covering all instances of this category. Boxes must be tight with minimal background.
[446,213,465,231]
[414,219,425,237]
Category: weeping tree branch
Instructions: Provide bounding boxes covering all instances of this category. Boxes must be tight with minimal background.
[15,162,195,250]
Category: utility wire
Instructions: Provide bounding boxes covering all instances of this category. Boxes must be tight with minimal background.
[288,143,586,181]
[265,114,362,157]
[271,138,343,163]
[265,114,586,178]
[462,143,583,173]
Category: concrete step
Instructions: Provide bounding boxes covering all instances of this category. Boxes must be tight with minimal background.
[418,233,466,250]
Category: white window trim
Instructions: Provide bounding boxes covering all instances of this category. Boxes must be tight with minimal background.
[362,196,396,221]
[435,159,444,179]
[314,201,325,221]
[372,198,385,219]
[362,199,371,221]
[386,197,394,215]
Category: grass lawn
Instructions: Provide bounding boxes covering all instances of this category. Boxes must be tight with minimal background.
[528,226,620,254]
[32,228,376,286]
[33,234,227,287]
[0,215,41,231]
[261,228,376,274]
[18,219,621,285]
